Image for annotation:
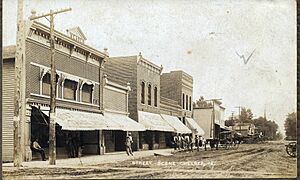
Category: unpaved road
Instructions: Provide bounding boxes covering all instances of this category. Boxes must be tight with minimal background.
[3,142,297,179]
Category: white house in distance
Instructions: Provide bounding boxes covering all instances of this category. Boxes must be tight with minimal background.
[192,99,226,140]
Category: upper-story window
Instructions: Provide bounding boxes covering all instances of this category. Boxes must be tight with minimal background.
[141,82,145,104]
[42,73,51,96]
[148,84,152,105]
[82,83,93,103]
[182,93,185,109]
[42,73,58,96]
[186,94,189,110]
[154,86,158,107]
[63,79,78,100]
[189,96,192,111]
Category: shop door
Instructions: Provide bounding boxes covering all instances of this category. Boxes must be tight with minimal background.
[115,131,126,151]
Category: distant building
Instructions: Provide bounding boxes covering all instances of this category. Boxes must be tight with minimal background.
[193,100,226,140]
[228,123,256,136]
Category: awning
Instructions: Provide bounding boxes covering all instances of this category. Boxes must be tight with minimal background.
[103,112,146,131]
[220,125,231,131]
[186,118,205,136]
[138,111,175,132]
[42,108,120,131]
[161,114,191,134]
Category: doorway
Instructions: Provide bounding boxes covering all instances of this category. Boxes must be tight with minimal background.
[114,131,126,151]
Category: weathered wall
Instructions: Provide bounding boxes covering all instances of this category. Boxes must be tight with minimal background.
[2,59,15,162]
[193,108,213,139]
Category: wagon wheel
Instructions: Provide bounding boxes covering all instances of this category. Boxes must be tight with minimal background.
[286,142,297,157]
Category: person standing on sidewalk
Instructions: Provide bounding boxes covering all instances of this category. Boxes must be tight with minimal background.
[173,134,179,150]
[125,132,134,156]
[190,134,194,152]
[195,135,200,152]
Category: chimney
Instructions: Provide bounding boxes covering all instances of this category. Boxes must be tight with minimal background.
[103,48,109,56]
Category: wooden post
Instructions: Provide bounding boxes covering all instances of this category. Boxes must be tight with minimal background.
[14,0,24,167]
[48,11,56,165]
[29,8,71,165]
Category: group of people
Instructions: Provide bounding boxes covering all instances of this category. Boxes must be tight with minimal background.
[173,134,204,152]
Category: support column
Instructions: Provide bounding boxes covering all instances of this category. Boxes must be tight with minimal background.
[99,130,105,155]
[24,104,32,161]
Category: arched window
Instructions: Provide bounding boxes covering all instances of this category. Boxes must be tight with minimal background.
[82,83,93,103]
[154,87,158,107]
[189,96,192,111]
[42,73,51,96]
[42,73,58,96]
[63,79,77,100]
[186,94,188,110]
[141,82,145,104]
[148,84,152,105]
[182,93,185,109]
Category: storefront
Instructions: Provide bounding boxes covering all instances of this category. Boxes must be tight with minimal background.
[102,112,146,152]
[31,107,145,159]
[138,111,175,150]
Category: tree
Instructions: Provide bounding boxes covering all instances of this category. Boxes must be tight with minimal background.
[225,119,235,126]
[240,107,253,123]
[284,112,296,140]
[194,96,213,108]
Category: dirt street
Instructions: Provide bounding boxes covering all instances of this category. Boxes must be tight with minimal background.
[3,141,297,179]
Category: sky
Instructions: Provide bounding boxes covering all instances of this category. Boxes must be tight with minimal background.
[3,0,296,134]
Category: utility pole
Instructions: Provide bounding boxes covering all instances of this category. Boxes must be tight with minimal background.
[234,106,242,132]
[234,106,242,122]
[29,8,71,165]
[14,0,24,167]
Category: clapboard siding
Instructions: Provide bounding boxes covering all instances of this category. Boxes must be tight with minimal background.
[2,59,15,162]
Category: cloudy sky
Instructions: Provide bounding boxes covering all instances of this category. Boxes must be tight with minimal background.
[3,0,296,134]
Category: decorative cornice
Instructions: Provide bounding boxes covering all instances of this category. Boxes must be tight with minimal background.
[30,21,108,60]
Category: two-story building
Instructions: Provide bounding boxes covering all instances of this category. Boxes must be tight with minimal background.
[160,70,204,138]
[2,19,145,162]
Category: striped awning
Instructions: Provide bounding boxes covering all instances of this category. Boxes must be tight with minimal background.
[42,108,120,131]
[161,114,191,134]
[42,109,146,131]
[103,112,146,131]
[186,118,205,136]
[138,111,175,132]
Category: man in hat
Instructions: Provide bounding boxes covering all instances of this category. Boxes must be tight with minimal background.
[125,132,134,156]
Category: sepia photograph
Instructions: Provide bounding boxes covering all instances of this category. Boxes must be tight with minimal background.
[2,0,297,179]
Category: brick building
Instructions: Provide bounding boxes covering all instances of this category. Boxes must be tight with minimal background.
[2,20,144,162]
[104,54,192,150]
[160,71,204,137]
